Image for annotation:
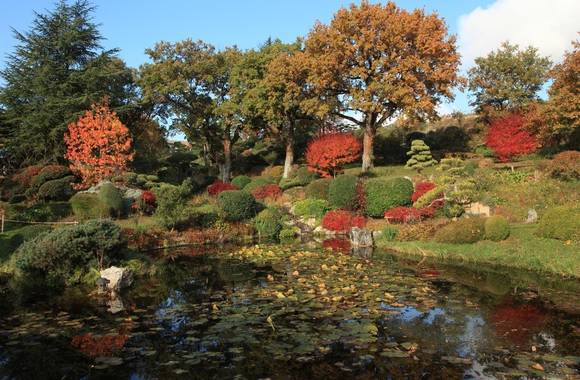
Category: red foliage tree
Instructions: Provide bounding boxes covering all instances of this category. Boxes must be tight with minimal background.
[411,182,436,203]
[252,184,282,200]
[321,210,366,232]
[306,133,362,177]
[207,180,237,196]
[486,114,538,162]
[64,100,134,188]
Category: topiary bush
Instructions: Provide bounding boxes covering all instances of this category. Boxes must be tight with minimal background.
[279,167,318,190]
[70,193,104,220]
[252,184,282,200]
[363,177,413,217]
[243,177,276,193]
[546,151,580,181]
[434,217,485,244]
[13,220,124,286]
[218,190,258,222]
[231,175,251,189]
[406,140,437,171]
[37,175,76,201]
[254,207,283,239]
[26,165,72,198]
[305,178,331,200]
[293,199,330,219]
[98,183,124,218]
[484,216,510,241]
[536,206,580,242]
[207,180,237,196]
[328,175,358,210]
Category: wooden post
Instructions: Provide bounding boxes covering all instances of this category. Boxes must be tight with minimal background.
[1,211,4,234]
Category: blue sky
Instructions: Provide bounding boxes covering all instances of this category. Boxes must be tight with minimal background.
[1,0,578,115]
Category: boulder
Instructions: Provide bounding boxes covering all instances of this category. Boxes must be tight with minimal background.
[526,208,538,224]
[350,227,374,248]
[465,202,491,217]
[99,266,133,292]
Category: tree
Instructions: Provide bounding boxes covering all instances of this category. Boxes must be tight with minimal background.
[486,114,537,162]
[139,40,242,182]
[64,100,134,188]
[526,40,579,148]
[305,132,362,177]
[0,0,134,167]
[406,140,437,172]
[468,42,551,114]
[304,1,461,172]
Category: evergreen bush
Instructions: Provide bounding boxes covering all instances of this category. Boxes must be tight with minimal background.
[434,218,485,244]
[484,216,510,241]
[536,206,580,242]
[218,190,257,222]
[363,177,414,217]
[328,175,358,210]
[406,140,437,171]
[254,207,283,238]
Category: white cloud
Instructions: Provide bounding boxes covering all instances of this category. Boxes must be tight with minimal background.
[458,0,579,69]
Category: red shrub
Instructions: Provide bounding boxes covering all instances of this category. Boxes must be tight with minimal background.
[411,182,436,203]
[306,132,362,177]
[486,113,538,162]
[38,164,70,176]
[252,184,282,200]
[207,180,237,196]
[322,238,351,253]
[384,206,436,223]
[322,210,366,232]
[133,190,156,215]
[71,333,128,358]
[11,165,43,187]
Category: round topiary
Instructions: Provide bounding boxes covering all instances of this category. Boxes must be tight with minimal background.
[292,199,330,219]
[243,177,276,193]
[536,206,580,242]
[254,207,283,238]
[231,175,251,189]
[434,217,485,244]
[363,177,414,217]
[37,175,76,201]
[218,190,257,222]
[305,178,331,200]
[98,183,124,217]
[484,216,510,241]
[328,175,358,210]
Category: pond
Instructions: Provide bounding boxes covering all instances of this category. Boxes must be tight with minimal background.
[0,243,579,379]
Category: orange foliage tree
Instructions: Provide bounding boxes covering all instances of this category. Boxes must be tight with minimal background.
[64,100,134,188]
[306,132,362,177]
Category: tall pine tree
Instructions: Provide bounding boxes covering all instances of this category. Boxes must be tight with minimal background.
[0,0,134,167]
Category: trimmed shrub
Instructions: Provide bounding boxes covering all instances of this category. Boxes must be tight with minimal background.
[406,140,437,171]
[0,225,52,259]
[186,204,219,229]
[11,165,43,187]
[243,177,276,193]
[98,183,124,218]
[546,151,580,181]
[411,182,436,203]
[218,190,257,222]
[261,165,284,180]
[305,178,331,200]
[321,210,366,232]
[434,218,485,244]
[37,175,76,201]
[207,180,237,196]
[363,177,413,217]
[484,216,510,241]
[328,175,358,210]
[231,175,251,189]
[70,193,104,220]
[252,184,282,200]
[13,220,124,286]
[293,199,330,219]
[536,206,580,242]
[384,207,423,224]
[254,207,283,238]
[279,167,318,190]
[26,165,72,197]
[133,190,156,215]
[154,183,190,230]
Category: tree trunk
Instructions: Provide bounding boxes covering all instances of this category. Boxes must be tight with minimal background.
[283,135,295,179]
[221,139,232,183]
[361,124,374,173]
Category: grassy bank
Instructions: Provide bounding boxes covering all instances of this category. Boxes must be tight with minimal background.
[377,224,580,279]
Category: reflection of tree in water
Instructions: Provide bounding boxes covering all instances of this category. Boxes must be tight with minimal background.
[489,298,549,347]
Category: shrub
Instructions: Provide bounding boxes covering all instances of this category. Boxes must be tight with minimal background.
[186,204,219,228]
[207,180,237,196]
[306,132,362,177]
[37,176,76,201]
[231,175,251,189]
[328,175,359,210]
[252,184,282,200]
[305,178,331,200]
[363,177,413,217]
[321,210,366,232]
[254,207,283,238]
[279,167,318,190]
[293,199,330,219]
[70,193,104,220]
[442,203,465,218]
[133,190,156,215]
[546,151,580,181]
[411,182,436,203]
[536,206,580,242]
[484,216,510,241]
[406,140,437,171]
[434,218,485,244]
[26,166,73,197]
[13,220,124,286]
[279,227,300,240]
[384,207,423,223]
[261,165,285,179]
[218,190,257,222]
[154,183,190,230]
[243,177,276,193]
[98,183,124,218]
[486,113,538,162]
[11,165,43,187]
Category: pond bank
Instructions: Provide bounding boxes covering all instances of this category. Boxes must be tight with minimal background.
[377,224,580,279]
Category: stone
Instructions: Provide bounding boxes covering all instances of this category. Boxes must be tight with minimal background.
[465,202,491,217]
[350,227,374,248]
[526,208,538,224]
[99,266,133,293]
[96,277,110,294]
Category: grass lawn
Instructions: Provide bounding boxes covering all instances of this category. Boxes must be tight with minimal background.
[115,215,160,230]
[377,224,580,279]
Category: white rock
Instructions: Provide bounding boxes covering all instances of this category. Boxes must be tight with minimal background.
[350,227,374,247]
[99,266,133,292]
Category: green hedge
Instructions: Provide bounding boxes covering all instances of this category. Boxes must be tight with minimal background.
[70,193,104,220]
[98,183,124,218]
[254,207,283,238]
[243,177,276,193]
[305,178,331,200]
[434,218,485,244]
[218,190,257,222]
[328,175,358,210]
[484,216,510,241]
[231,175,251,189]
[536,206,580,242]
[293,199,329,219]
[37,176,76,201]
[363,177,413,217]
